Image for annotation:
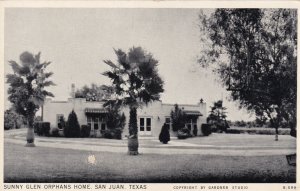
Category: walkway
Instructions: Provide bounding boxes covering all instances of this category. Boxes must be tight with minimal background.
[4,129,296,156]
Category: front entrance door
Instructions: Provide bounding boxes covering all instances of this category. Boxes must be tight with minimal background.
[186,117,198,135]
[87,116,106,137]
[139,117,152,136]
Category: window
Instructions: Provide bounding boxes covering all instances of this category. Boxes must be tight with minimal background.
[146,118,151,131]
[165,117,173,130]
[165,117,171,124]
[87,116,92,129]
[187,124,192,131]
[57,114,64,129]
[94,123,99,130]
[192,118,197,124]
[140,118,145,131]
[165,117,171,127]
[101,123,106,131]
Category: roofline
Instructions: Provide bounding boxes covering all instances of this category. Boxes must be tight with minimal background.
[47,98,205,106]
[162,103,205,107]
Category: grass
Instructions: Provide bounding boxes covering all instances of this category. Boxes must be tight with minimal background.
[4,142,296,183]
[175,133,296,148]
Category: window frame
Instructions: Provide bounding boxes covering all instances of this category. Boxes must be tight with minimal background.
[56,114,64,129]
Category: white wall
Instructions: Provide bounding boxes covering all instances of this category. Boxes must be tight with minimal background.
[43,98,207,137]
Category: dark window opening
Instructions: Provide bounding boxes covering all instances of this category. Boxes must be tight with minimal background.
[146,118,151,131]
[101,123,106,131]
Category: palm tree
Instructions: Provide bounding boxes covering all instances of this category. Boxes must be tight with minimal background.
[6,51,55,147]
[103,47,164,155]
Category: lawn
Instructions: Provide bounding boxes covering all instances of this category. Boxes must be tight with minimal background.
[176,133,296,147]
[4,142,296,183]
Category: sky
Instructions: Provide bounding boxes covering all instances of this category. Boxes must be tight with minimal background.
[4,8,255,121]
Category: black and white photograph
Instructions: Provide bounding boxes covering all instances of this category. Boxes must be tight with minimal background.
[2,1,297,188]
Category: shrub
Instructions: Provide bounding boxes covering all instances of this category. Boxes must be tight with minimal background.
[4,109,25,130]
[113,128,123,140]
[4,110,15,130]
[81,125,91,138]
[103,128,122,139]
[201,123,212,136]
[105,104,126,138]
[170,104,186,131]
[177,127,192,139]
[50,127,60,137]
[64,110,81,138]
[226,128,241,134]
[225,127,290,135]
[103,130,113,139]
[35,122,50,136]
[159,123,170,144]
[210,124,219,133]
[290,128,296,137]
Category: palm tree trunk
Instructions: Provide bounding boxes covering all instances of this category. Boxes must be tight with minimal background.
[128,107,139,155]
[129,107,138,136]
[41,105,44,121]
[25,118,36,147]
[275,126,279,141]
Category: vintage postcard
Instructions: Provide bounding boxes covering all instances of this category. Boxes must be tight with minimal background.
[0,1,299,191]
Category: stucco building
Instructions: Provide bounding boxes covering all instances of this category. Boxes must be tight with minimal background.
[43,89,207,137]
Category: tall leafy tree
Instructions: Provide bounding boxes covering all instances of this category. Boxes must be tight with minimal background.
[64,110,81,138]
[75,83,114,101]
[103,47,164,154]
[198,9,297,139]
[207,100,228,132]
[106,103,126,130]
[4,109,25,130]
[6,51,55,146]
[170,104,186,131]
[105,103,126,139]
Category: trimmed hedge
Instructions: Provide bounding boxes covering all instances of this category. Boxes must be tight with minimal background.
[103,128,122,139]
[226,127,290,135]
[103,130,113,139]
[225,128,240,134]
[159,124,170,144]
[64,110,81,138]
[81,125,91,138]
[34,122,50,136]
[201,124,212,136]
[50,127,60,137]
[177,127,192,139]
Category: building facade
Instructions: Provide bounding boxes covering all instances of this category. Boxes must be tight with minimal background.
[43,97,207,137]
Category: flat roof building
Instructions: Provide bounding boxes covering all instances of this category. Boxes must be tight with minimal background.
[43,97,207,137]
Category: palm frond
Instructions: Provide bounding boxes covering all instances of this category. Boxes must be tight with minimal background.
[104,60,119,69]
[35,63,44,70]
[103,71,119,80]
[42,80,56,87]
[44,72,54,78]
[42,90,54,97]
[114,48,130,70]
[6,74,24,87]
[29,95,44,106]
[35,52,41,65]
[19,66,31,76]
[8,61,21,74]
[42,61,51,68]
